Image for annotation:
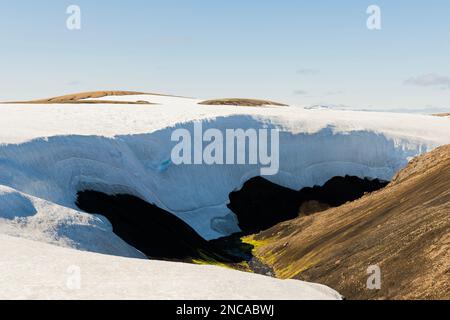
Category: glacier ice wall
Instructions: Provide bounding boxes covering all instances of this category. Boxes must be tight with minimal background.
[0,114,444,241]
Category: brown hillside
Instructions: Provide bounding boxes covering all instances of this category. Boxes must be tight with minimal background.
[434,113,450,117]
[245,145,450,300]
[2,90,185,104]
[199,98,288,107]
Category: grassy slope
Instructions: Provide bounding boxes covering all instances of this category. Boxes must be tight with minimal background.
[244,145,450,300]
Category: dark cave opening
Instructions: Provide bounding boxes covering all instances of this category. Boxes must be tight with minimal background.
[75,191,244,262]
[228,176,389,234]
[75,175,388,267]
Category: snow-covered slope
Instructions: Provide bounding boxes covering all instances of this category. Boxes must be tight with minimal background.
[1,94,449,244]
[0,234,341,300]
[0,185,145,258]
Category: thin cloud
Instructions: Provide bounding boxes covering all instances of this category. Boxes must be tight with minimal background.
[296,68,319,75]
[67,81,82,86]
[294,90,343,97]
[404,73,450,89]
[324,90,344,96]
[294,90,309,95]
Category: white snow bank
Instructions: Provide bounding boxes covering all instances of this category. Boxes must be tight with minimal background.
[0,185,145,259]
[0,234,342,300]
[0,97,449,242]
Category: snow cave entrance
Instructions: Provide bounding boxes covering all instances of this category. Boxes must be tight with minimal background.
[228,176,389,234]
[75,175,388,265]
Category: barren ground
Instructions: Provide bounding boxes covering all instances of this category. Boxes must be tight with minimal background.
[245,145,450,300]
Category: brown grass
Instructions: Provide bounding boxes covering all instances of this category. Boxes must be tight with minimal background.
[2,90,185,105]
[247,145,450,300]
[433,113,450,117]
[199,98,288,107]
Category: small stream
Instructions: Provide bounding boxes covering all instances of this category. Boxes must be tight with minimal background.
[248,257,276,277]
[208,233,275,277]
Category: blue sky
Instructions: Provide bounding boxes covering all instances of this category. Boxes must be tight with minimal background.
[0,0,449,109]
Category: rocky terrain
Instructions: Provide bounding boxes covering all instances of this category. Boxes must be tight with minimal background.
[245,145,450,300]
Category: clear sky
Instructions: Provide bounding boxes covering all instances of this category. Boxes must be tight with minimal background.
[0,0,449,110]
